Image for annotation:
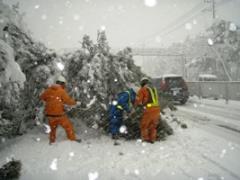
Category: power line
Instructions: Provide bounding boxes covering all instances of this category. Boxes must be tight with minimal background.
[135,1,205,45]
[161,0,235,37]
[135,0,235,46]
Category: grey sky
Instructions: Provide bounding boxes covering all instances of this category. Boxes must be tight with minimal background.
[4,0,240,50]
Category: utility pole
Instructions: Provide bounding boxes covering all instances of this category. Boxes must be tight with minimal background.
[204,0,216,19]
[212,0,216,19]
[181,55,186,79]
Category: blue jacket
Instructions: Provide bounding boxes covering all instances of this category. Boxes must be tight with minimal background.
[116,89,136,113]
[109,89,136,118]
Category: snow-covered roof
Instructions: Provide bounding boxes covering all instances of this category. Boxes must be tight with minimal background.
[152,74,182,80]
[198,74,217,78]
[162,74,182,78]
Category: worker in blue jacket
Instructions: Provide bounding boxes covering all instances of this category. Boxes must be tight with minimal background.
[109,88,136,139]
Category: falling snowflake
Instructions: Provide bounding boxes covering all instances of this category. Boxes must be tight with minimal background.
[87,79,91,83]
[207,38,214,46]
[65,1,72,8]
[88,171,99,180]
[85,130,88,133]
[159,146,164,150]
[34,5,40,9]
[0,19,4,24]
[59,20,64,25]
[144,0,157,7]
[6,157,11,163]
[185,23,192,30]
[155,36,162,43]
[43,123,51,134]
[107,6,115,12]
[36,137,41,142]
[35,120,41,126]
[193,103,198,108]
[1,138,6,143]
[73,14,80,21]
[41,14,47,20]
[50,158,58,171]
[69,152,75,157]
[171,171,175,175]
[198,178,204,180]
[92,123,98,129]
[114,78,118,82]
[100,25,106,31]
[117,5,124,12]
[141,150,145,154]
[134,169,140,175]
[229,22,237,32]
[78,26,84,31]
[56,62,64,71]
[34,62,38,65]
[119,125,127,134]
[112,100,118,106]
[142,142,147,147]
[84,49,90,55]
[193,19,197,25]
[47,41,52,46]
[220,149,227,158]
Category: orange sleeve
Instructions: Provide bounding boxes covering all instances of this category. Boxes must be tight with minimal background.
[61,89,76,106]
[40,89,48,101]
[135,87,149,106]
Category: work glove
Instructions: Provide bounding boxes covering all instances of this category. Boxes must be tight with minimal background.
[76,101,81,106]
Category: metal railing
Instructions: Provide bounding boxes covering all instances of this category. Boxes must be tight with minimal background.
[186,81,240,102]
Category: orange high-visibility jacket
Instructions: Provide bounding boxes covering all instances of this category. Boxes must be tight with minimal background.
[40,84,76,116]
[135,86,160,109]
[135,86,150,106]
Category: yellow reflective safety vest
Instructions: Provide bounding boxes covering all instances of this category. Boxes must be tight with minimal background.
[146,87,159,108]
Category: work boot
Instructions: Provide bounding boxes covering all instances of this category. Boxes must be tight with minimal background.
[142,139,154,144]
[112,134,119,140]
[75,139,82,143]
[49,141,55,145]
[148,140,154,144]
[114,141,120,146]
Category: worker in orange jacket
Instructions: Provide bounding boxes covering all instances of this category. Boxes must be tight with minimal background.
[40,75,80,144]
[135,77,160,143]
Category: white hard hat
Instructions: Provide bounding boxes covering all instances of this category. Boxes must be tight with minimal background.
[56,75,66,83]
[140,77,149,82]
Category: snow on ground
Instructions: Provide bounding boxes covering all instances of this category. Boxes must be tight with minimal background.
[1,97,240,180]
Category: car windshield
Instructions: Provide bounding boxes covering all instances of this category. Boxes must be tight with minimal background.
[165,77,183,88]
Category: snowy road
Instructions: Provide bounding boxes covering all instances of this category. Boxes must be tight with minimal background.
[1,98,240,180]
[176,97,240,145]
